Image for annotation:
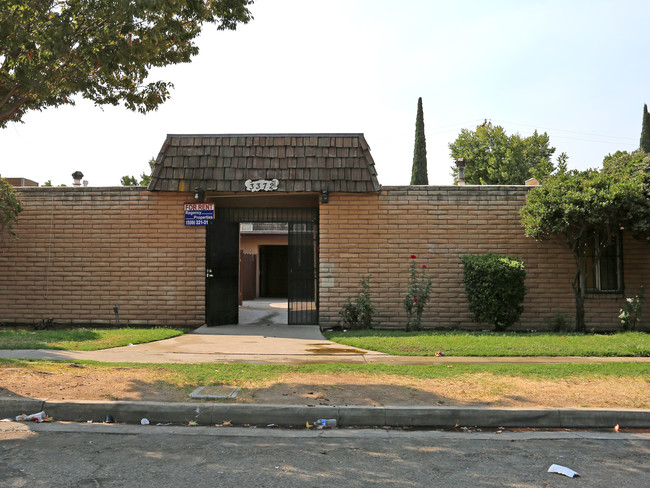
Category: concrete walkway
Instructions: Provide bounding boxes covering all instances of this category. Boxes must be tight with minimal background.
[1,329,649,364]
[1,299,650,364]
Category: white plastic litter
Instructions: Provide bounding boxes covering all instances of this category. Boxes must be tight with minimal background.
[16,411,47,423]
[548,464,580,478]
[314,418,337,429]
[140,418,150,425]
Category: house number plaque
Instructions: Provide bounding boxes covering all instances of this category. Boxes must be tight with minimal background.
[245,179,279,192]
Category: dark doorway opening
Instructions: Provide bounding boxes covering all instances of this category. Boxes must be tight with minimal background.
[259,245,289,297]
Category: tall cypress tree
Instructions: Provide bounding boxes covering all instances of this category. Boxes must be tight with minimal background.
[411,97,429,184]
[640,104,650,153]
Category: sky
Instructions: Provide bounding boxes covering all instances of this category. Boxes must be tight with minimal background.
[1,0,649,187]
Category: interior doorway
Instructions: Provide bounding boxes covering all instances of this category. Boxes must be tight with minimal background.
[259,245,289,297]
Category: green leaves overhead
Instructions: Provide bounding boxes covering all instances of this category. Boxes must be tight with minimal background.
[0,0,254,127]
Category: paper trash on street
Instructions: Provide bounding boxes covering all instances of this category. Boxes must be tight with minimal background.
[548,464,580,478]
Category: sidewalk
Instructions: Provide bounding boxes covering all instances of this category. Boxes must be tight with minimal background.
[1,323,649,364]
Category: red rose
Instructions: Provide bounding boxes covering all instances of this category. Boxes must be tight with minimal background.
[410,254,417,259]
[413,297,418,302]
[422,264,427,268]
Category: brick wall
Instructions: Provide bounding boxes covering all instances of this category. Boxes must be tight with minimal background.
[319,186,649,330]
[2,185,647,330]
[0,187,205,326]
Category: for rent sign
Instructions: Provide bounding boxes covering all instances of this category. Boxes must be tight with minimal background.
[184,203,215,226]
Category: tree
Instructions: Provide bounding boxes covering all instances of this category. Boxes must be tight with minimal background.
[449,122,558,184]
[640,104,650,153]
[603,149,650,179]
[121,157,155,186]
[410,97,428,184]
[0,1,253,128]
[520,153,650,331]
[0,177,23,238]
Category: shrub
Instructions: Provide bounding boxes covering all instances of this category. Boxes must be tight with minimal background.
[619,286,644,331]
[461,253,527,331]
[339,275,374,329]
[403,254,433,331]
[551,313,573,333]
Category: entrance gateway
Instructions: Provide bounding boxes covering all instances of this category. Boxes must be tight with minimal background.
[206,207,318,325]
[148,133,381,326]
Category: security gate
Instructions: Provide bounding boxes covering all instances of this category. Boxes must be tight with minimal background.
[206,207,319,325]
[206,221,239,326]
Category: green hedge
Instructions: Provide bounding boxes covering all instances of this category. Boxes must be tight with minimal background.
[461,253,527,331]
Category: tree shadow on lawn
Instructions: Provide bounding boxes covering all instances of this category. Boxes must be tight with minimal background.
[0,376,508,407]
[0,329,101,350]
[240,382,505,407]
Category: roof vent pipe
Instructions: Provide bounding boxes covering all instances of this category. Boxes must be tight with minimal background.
[72,171,84,187]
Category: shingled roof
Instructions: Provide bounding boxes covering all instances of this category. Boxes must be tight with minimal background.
[148,134,381,193]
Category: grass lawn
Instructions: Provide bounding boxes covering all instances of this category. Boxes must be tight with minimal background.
[323,330,650,357]
[148,361,650,382]
[0,327,188,351]
[1,359,648,383]
[2,360,647,408]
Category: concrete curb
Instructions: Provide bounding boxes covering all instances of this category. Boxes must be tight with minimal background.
[2,398,648,429]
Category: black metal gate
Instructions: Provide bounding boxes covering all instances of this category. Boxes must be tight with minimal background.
[288,220,318,324]
[206,207,319,325]
[205,221,240,326]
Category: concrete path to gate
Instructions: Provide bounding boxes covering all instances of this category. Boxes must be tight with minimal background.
[1,299,649,365]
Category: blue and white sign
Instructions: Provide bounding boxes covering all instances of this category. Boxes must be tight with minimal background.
[184,203,215,226]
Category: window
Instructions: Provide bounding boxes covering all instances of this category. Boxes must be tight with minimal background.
[585,233,622,292]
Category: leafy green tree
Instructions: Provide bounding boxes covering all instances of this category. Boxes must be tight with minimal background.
[449,122,558,184]
[640,104,650,153]
[410,97,428,184]
[520,154,650,331]
[121,157,155,186]
[120,175,139,186]
[603,149,650,178]
[0,177,23,238]
[0,0,253,128]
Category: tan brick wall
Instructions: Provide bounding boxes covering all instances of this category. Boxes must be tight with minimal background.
[2,185,647,330]
[0,187,205,326]
[319,186,649,330]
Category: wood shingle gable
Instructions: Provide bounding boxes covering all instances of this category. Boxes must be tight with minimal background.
[148,134,381,193]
